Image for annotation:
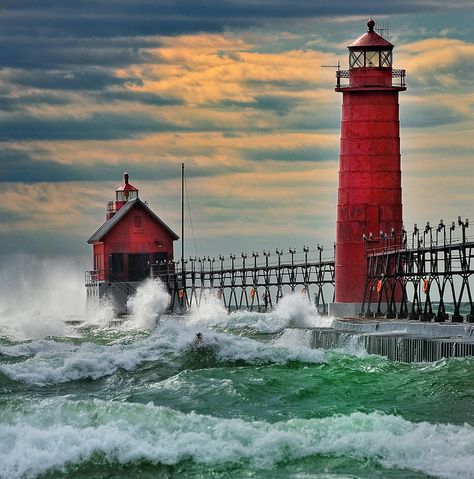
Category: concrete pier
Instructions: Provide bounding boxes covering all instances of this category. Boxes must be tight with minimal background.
[307,318,474,362]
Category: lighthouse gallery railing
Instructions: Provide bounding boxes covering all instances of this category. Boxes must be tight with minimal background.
[336,68,406,89]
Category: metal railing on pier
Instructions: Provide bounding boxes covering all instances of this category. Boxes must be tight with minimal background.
[152,246,335,314]
[361,217,474,322]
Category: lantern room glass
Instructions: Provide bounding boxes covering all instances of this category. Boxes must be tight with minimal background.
[365,51,379,67]
[349,50,392,68]
[116,190,138,201]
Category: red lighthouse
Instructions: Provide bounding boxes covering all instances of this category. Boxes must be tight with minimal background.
[86,173,179,314]
[331,20,406,317]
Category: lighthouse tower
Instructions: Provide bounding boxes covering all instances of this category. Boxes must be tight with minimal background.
[330,20,406,317]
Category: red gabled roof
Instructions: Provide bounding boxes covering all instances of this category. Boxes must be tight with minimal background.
[349,20,394,50]
[87,198,179,244]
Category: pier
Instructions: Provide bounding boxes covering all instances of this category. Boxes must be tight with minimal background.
[310,318,474,363]
[361,219,474,322]
[151,247,335,313]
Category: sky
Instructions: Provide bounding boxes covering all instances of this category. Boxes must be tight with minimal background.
[1,0,474,264]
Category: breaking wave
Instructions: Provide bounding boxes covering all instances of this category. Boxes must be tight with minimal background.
[126,278,171,330]
[1,398,473,479]
[0,320,325,385]
[186,291,334,333]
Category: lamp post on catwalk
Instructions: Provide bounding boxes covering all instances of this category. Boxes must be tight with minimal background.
[329,19,406,318]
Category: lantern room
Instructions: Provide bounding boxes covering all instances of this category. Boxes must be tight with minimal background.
[106,172,139,220]
[336,19,406,91]
[348,19,393,69]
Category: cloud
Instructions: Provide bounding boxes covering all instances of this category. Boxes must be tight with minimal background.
[0,35,159,70]
[401,102,468,127]
[0,182,104,235]
[0,111,201,141]
[1,4,474,257]
[121,38,337,106]
[98,90,183,106]
[1,1,471,42]
[0,164,338,257]
[398,37,474,91]
[0,128,339,184]
[2,68,129,91]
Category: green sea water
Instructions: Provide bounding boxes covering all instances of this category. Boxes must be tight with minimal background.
[1,277,474,479]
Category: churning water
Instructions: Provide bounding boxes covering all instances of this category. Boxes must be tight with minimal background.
[1,257,474,479]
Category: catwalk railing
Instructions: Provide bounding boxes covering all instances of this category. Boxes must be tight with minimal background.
[335,68,406,89]
[361,218,474,322]
[151,247,335,313]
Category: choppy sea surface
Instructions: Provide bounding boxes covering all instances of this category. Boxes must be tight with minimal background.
[1,257,474,479]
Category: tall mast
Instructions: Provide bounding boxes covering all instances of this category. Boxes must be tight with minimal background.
[181,162,184,268]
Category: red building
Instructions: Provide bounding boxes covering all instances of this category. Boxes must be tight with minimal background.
[330,19,406,317]
[86,173,178,313]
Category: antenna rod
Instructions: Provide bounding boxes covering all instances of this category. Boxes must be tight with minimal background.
[181,162,184,269]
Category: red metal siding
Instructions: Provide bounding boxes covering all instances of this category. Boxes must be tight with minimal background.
[335,88,403,303]
[92,243,105,281]
[101,204,175,281]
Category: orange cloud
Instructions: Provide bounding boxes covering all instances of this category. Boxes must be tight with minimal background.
[0,182,107,234]
[116,33,337,105]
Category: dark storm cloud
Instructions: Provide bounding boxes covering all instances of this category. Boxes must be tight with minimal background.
[0,109,276,142]
[1,1,470,40]
[408,66,474,93]
[0,148,245,183]
[5,69,132,91]
[98,90,183,106]
[0,36,158,70]
[401,104,468,128]
[0,149,60,182]
[0,113,192,141]
[218,95,305,116]
[244,146,336,163]
[0,152,153,183]
[0,91,74,112]
[245,79,316,92]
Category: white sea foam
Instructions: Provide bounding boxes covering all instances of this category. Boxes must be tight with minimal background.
[126,278,171,330]
[0,323,181,385]
[0,339,75,358]
[1,398,473,479]
[0,320,325,385]
[83,297,116,328]
[0,255,91,339]
[187,290,228,326]
[270,293,328,328]
[211,329,325,364]
[186,291,334,333]
[274,328,314,349]
[0,256,171,339]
